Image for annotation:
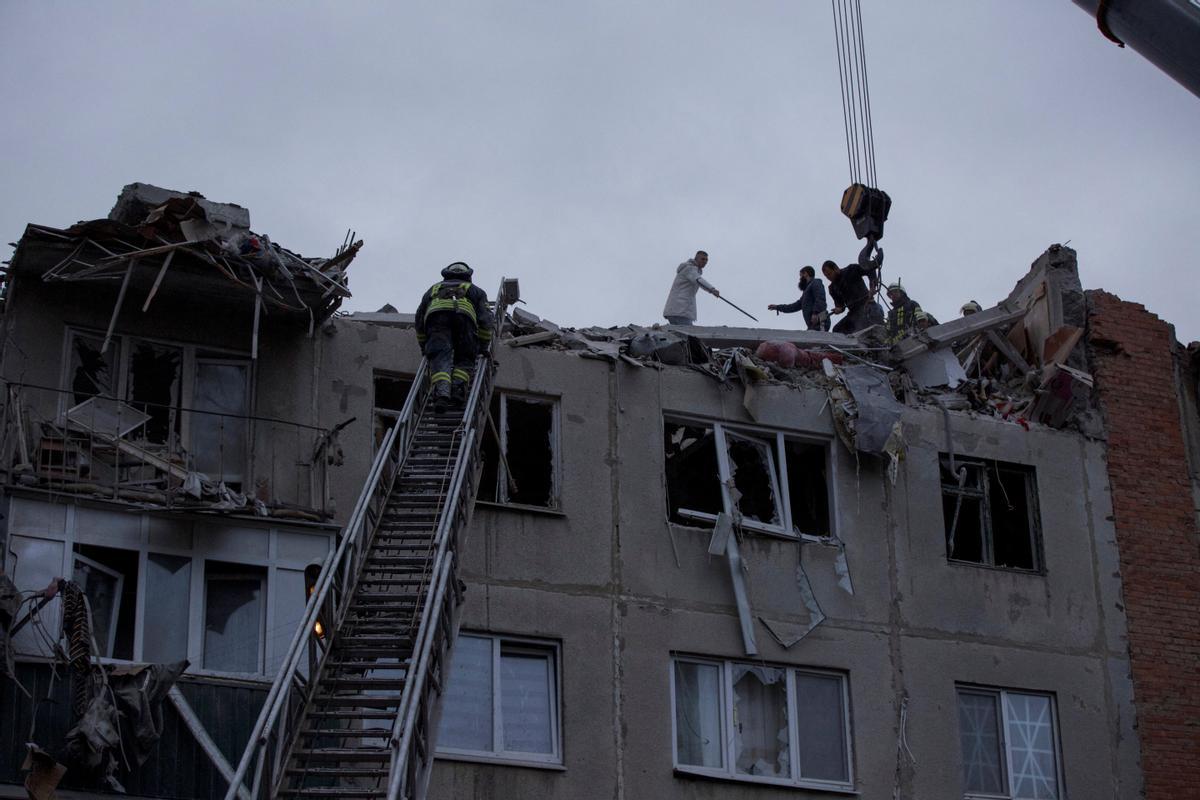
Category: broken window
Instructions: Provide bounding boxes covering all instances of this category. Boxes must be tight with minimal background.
[479,393,559,509]
[941,456,1041,570]
[437,633,562,765]
[664,418,831,537]
[373,371,414,450]
[73,544,139,660]
[203,561,266,674]
[125,340,182,444]
[192,357,251,485]
[956,686,1061,799]
[672,656,852,789]
[68,333,119,405]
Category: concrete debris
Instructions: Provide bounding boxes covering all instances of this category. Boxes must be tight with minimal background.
[500,248,1093,441]
[837,366,906,454]
[903,348,967,389]
[13,183,359,327]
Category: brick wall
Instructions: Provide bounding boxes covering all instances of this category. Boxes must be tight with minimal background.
[1087,290,1200,799]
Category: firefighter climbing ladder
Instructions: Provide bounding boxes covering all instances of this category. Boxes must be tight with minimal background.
[225,279,518,800]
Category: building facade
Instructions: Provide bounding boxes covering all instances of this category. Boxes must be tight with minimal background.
[1,200,1195,799]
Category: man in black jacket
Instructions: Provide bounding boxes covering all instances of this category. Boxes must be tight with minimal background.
[822,249,884,335]
[768,266,829,330]
[415,262,495,412]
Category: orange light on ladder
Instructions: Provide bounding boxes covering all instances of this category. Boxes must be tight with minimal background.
[305,562,326,640]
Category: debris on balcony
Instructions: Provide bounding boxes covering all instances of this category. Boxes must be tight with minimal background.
[5,183,362,350]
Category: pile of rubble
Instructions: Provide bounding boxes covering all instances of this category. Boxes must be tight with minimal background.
[501,244,1095,459]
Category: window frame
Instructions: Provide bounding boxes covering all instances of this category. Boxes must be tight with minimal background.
[3,497,333,682]
[940,455,1043,572]
[670,654,855,792]
[71,551,125,658]
[435,632,564,769]
[481,391,563,512]
[201,562,268,675]
[664,415,835,540]
[956,685,1065,800]
[59,328,254,484]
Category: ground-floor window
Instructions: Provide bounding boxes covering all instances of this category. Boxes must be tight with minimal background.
[437,632,562,767]
[956,685,1062,799]
[671,655,852,790]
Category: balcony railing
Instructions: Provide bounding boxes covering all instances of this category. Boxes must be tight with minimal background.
[0,381,338,519]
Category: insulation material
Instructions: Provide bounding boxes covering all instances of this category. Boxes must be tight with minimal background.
[837,365,905,454]
[903,348,967,389]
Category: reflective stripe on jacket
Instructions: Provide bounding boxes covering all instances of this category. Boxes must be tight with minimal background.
[415,279,495,345]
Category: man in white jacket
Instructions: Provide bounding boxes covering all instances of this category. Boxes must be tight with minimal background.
[662,250,720,325]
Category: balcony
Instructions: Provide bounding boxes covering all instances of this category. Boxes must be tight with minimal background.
[2,381,338,520]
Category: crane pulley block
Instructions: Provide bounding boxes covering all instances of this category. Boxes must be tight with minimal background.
[840,183,891,241]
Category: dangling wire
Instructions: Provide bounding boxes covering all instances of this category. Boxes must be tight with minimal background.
[830,0,878,188]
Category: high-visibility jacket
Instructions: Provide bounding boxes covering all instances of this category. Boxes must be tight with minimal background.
[415,279,495,346]
[886,297,922,343]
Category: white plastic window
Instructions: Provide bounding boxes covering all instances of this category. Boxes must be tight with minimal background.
[664,418,832,538]
[437,633,562,766]
[957,687,1062,799]
[671,656,853,790]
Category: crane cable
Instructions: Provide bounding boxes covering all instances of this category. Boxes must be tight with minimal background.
[831,0,878,189]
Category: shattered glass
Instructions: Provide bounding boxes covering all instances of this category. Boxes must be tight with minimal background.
[732,665,790,778]
[725,434,781,527]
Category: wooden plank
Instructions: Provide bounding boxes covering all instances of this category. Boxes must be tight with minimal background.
[985,329,1032,374]
[99,240,200,263]
[141,249,177,312]
[1042,325,1084,367]
[504,331,558,347]
[101,259,135,354]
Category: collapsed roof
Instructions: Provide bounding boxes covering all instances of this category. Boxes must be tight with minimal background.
[497,244,1095,453]
[5,182,361,331]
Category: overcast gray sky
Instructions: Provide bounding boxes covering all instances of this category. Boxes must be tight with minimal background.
[3,2,1197,342]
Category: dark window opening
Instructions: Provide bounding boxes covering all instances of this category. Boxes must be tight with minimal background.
[784,441,830,537]
[127,342,181,444]
[726,435,780,526]
[70,334,118,405]
[941,456,1040,570]
[373,372,414,449]
[73,544,139,660]
[479,394,558,508]
[664,422,723,524]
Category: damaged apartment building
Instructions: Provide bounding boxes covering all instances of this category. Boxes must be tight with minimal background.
[0,187,1197,800]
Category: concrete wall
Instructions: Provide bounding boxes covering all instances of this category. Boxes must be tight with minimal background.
[425,338,1142,800]
[0,272,1144,798]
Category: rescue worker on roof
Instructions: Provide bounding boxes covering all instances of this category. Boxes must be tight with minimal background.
[822,250,884,335]
[768,265,829,330]
[415,262,495,413]
[884,281,925,342]
[914,308,938,333]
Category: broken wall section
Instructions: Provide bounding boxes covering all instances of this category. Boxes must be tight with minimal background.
[1086,289,1200,800]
